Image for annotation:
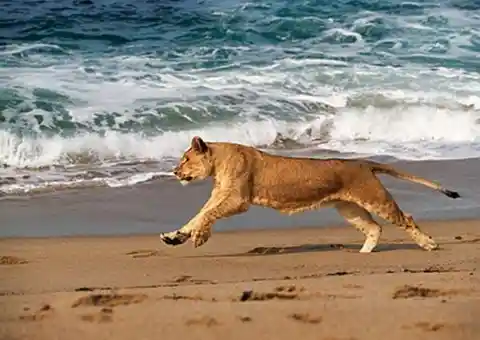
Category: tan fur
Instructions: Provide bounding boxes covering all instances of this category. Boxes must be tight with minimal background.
[160,136,460,252]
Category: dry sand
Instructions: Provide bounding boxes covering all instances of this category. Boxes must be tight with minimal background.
[1,219,479,340]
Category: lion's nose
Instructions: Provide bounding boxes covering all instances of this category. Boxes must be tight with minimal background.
[172,167,179,176]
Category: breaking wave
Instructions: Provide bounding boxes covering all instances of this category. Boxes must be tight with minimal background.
[1,0,480,195]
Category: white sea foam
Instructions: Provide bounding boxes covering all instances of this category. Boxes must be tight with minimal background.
[0,120,284,168]
[1,3,480,194]
[0,171,173,195]
[1,98,479,171]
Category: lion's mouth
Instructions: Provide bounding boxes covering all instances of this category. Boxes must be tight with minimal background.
[174,172,193,182]
[178,176,193,186]
[179,176,193,186]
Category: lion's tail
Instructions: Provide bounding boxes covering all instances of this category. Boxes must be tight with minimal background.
[365,161,461,199]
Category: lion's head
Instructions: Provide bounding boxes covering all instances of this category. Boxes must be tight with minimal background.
[173,136,213,185]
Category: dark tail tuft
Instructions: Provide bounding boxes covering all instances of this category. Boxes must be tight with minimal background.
[441,189,461,199]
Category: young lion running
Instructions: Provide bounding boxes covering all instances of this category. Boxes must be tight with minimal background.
[160,136,460,253]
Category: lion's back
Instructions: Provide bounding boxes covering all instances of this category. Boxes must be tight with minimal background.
[213,145,348,207]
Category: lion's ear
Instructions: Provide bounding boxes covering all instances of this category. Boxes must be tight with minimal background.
[191,136,208,153]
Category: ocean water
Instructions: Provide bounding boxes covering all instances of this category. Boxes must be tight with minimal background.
[1,0,480,195]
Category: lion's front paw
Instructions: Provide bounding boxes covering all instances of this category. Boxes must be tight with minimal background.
[160,230,191,246]
[419,237,439,251]
[192,228,211,248]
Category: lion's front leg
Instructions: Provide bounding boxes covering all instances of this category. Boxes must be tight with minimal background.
[190,197,249,247]
[160,190,249,248]
[161,213,212,247]
[190,219,214,248]
[160,191,221,246]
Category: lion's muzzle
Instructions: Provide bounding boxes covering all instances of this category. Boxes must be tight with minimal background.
[173,168,193,182]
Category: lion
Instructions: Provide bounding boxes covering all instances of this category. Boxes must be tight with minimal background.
[160,136,460,253]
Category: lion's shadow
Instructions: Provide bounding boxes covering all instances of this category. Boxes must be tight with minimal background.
[197,242,420,258]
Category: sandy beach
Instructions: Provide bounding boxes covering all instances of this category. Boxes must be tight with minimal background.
[1,219,479,340]
[1,158,480,340]
[2,0,480,338]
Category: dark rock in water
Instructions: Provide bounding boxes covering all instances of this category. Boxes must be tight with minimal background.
[462,104,474,111]
[269,133,306,149]
[302,127,313,138]
[257,118,335,151]
[302,101,337,114]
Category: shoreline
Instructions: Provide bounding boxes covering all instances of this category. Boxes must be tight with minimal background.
[0,216,478,241]
[1,157,480,238]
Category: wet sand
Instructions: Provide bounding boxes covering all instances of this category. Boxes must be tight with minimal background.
[1,157,480,238]
[1,220,479,340]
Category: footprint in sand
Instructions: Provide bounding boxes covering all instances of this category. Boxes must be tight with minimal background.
[239,289,300,302]
[403,321,459,332]
[162,293,216,302]
[19,304,53,321]
[171,275,217,285]
[0,255,28,265]
[125,249,163,258]
[289,313,322,324]
[80,307,114,323]
[72,293,147,308]
[185,316,219,327]
[343,284,364,289]
[238,316,252,322]
[392,285,468,299]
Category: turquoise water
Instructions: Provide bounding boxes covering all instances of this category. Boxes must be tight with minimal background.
[1,0,480,193]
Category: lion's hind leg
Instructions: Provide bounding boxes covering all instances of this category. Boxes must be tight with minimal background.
[335,202,382,253]
[350,178,438,251]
